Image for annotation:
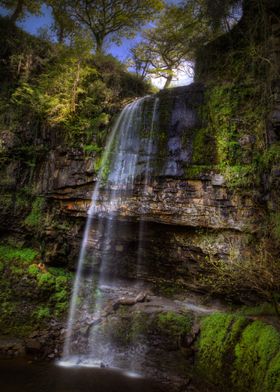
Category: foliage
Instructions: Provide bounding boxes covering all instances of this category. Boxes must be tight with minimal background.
[130,2,204,88]
[0,16,150,160]
[0,0,43,23]
[197,244,280,315]
[63,0,164,53]
[33,305,51,321]
[260,143,280,170]
[47,0,76,43]
[0,244,38,263]
[0,244,72,336]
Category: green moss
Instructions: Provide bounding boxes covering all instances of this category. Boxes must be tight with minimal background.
[196,312,247,386]
[37,271,55,288]
[0,245,38,264]
[83,143,102,154]
[33,306,51,321]
[260,143,280,169]
[238,303,277,318]
[232,321,280,391]
[192,127,216,165]
[197,313,280,391]
[264,352,280,392]
[24,197,44,228]
[27,264,40,276]
[184,164,216,178]
[222,164,258,188]
[156,311,192,343]
[0,245,72,336]
[194,82,266,190]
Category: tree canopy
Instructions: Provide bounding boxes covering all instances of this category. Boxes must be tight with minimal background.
[0,0,42,23]
[60,0,164,53]
[131,1,211,88]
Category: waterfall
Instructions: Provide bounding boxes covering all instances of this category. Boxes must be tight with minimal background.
[60,96,159,370]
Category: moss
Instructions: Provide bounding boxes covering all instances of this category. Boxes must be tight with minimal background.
[264,352,280,392]
[33,306,51,321]
[0,245,72,336]
[28,264,40,276]
[196,312,247,386]
[260,143,280,169]
[193,81,266,191]
[83,144,102,154]
[156,311,192,346]
[238,303,278,318]
[222,164,259,188]
[24,197,44,228]
[192,127,216,165]
[0,245,38,264]
[184,164,217,178]
[196,313,280,391]
[232,321,280,391]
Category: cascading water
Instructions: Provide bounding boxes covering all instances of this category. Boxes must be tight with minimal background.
[60,96,160,371]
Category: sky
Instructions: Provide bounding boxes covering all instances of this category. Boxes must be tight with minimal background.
[0,3,193,88]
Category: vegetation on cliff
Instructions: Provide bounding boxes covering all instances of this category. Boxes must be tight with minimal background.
[197,312,280,392]
[0,243,72,336]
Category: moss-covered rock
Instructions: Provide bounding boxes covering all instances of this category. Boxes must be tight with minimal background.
[196,312,280,392]
[233,321,280,391]
[0,244,72,337]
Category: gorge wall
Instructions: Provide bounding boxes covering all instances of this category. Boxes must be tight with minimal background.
[0,84,262,294]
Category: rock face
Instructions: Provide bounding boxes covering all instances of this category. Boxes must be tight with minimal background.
[0,84,262,289]
[12,83,259,289]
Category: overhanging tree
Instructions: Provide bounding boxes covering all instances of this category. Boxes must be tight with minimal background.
[47,0,77,44]
[0,0,42,23]
[131,2,209,88]
[62,0,164,53]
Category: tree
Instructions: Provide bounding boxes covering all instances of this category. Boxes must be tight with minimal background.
[47,0,77,44]
[62,0,164,53]
[0,0,42,23]
[202,0,242,32]
[131,2,209,88]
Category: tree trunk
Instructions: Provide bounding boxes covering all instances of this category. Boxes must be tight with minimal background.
[94,33,105,54]
[70,61,81,113]
[58,26,65,44]
[163,74,173,89]
[10,0,24,23]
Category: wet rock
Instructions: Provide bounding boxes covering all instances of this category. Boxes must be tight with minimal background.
[25,339,42,353]
[0,339,26,358]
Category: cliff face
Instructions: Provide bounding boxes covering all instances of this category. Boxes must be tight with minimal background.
[0,84,262,293]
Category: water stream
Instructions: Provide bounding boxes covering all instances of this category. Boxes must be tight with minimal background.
[61,96,160,370]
